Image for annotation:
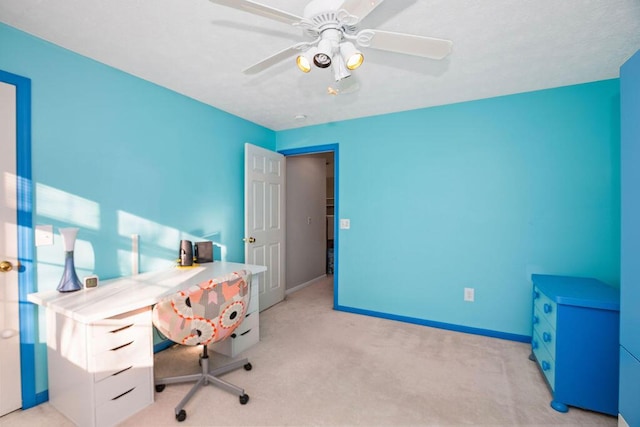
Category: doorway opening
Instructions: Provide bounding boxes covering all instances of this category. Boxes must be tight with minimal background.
[279,144,338,309]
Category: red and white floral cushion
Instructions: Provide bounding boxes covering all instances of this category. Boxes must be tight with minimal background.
[152,270,251,346]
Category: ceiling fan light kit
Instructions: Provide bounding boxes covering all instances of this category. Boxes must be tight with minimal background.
[313,37,335,68]
[209,0,453,84]
[296,50,313,73]
[340,42,363,70]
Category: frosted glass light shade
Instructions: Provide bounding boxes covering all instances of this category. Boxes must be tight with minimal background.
[60,227,79,252]
[56,227,82,292]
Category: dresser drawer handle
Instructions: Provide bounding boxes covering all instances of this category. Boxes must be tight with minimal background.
[532,315,539,325]
[542,332,552,343]
[110,323,134,334]
[541,361,551,371]
[240,329,252,337]
[112,387,135,401]
[110,341,134,352]
[543,303,553,314]
[531,339,538,350]
[533,291,540,299]
[112,366,133,377]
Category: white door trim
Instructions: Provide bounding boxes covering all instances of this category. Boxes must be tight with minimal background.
[0,69,37,409]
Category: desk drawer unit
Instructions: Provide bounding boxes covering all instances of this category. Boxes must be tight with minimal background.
[530,274,620,416]
[211,273,260,357]
[47,307,154,427]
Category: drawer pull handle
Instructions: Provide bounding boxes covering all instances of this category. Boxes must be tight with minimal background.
[112,366,133,377]
[543,332,552,343]
[541,361,551,371]
[230,333,237,339]
[110,323,134,334]
[112,387,135,401]
[543,303,552,314]
[240,329,251,337]
[533,291,540,299]
[532,340,538,350]
[111,341,134,352]
[245,313,251,318]
[532,315,539,325]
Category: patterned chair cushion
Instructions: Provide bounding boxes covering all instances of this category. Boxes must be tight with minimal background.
[152,270,251,346]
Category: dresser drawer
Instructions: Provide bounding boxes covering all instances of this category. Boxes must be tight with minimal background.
[92,337,151,382]
[532,330,556,390]
[533,286,557,328]
[533,307,556,360]
[95,379,152,427]
[91,308,151,355]
[235,310,258,338]
[211,311,259,357]
[95,365,152,405]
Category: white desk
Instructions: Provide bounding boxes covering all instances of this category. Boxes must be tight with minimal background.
[28,262,267,427]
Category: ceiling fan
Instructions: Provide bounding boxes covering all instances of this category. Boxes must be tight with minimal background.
[208,0,453,82]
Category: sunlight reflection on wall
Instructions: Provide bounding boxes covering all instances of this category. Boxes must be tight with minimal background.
[117,210,182,272]
[117,210,227,271]
[36,183,100,229]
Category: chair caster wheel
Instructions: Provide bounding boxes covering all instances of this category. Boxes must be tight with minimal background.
[155,384,166,392]
[239,394,249,405]
[176,409,187,422]
[244,363,252,371]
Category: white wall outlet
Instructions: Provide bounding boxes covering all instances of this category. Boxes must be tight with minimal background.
[35,224,54,246]
[464,287,475,302]
[340,218,350,229]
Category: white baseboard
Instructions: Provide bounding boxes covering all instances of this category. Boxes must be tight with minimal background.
[286,274,327,295]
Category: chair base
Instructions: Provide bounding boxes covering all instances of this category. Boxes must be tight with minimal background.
[155,345,251,421]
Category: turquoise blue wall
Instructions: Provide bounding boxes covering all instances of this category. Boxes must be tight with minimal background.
[277,80,621,339]
[0,23,275,396]
[1,21,622,401]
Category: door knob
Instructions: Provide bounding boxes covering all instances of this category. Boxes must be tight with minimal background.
[0,260,14,272]
[243,237,256,243]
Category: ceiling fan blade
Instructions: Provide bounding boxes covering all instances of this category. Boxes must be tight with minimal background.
[357,29,452,60]
[243,43,308,74]
[339,0,385,23]
[209,0,302,25]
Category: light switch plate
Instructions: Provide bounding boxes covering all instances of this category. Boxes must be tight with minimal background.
[464,287,475,302]
[340,219,350,229]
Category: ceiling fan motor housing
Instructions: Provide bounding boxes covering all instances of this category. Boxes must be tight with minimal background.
[302,0,359,38]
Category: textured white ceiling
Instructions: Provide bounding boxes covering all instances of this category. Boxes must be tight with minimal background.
[1,0,639,130]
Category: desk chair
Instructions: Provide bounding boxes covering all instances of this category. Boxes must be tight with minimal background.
[152,270,253,422]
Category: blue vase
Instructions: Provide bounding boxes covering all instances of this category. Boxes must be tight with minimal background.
[56,228,82,292]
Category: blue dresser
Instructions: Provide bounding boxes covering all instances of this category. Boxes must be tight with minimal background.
[530,274,620,416]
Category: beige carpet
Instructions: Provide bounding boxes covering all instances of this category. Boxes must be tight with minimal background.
[1,276,617,426]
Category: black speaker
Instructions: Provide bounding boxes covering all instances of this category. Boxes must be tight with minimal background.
[179,240,193,266]
[194,241,213,263]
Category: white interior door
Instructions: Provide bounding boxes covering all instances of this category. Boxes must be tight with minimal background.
[244,143,285,311]
[0,80,22,415]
